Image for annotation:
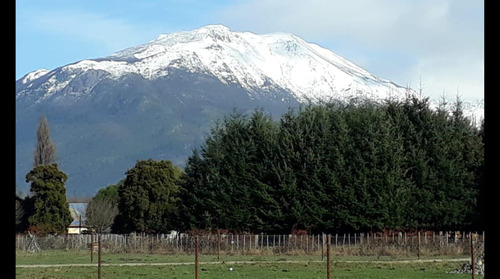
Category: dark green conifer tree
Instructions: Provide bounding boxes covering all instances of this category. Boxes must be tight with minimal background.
[25,164,72,235]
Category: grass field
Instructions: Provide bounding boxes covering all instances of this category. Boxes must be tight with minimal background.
[15,250,482,279]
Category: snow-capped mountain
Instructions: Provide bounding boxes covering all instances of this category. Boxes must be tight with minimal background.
[111,25,408,100]
[17,25,407,104]
[16,25,483,197]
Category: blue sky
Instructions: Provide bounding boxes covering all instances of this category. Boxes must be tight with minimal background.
[16,0,484,102]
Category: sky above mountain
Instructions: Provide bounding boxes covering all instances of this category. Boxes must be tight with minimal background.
[16,0,483,102]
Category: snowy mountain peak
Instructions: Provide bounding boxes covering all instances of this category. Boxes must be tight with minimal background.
[193,24,232,37]
[99,25,408,103]
[148,25,233,47]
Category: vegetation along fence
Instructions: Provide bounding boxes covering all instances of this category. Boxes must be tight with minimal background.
[16,231,484,258]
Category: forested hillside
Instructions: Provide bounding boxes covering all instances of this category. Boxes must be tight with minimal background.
[176,95,484,233]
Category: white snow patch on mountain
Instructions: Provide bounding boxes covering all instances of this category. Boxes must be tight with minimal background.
[20,69,50,85]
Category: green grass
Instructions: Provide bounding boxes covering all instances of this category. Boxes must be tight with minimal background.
[16,250,483,279]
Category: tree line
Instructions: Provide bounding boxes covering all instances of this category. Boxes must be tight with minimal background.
[16,94,485,235]
[177,95,484,233]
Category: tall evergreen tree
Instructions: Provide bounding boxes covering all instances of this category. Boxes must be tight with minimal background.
[177,150,212,231]
[25,164,72,235]
[179,110,285,232]
[246,110,283,232]
[33,114,57,167]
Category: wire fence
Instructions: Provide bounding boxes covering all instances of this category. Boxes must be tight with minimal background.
[16,231,484,258]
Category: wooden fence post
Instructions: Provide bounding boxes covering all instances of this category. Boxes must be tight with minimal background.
[195,235,199,279]
[327,234,331,279]
[471,233,476,279]
[217,229,220,261]
[90,232,94,263]
[321,233,325,261]
[97,234,102,279]
[417,231,421,260]
[278,235,280,253]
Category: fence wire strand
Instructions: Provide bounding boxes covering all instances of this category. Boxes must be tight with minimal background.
[16,231,484,258]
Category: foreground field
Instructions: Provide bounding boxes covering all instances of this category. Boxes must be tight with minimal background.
[16,251,482,279]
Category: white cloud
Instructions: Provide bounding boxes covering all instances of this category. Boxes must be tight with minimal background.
[218,0,447,48]
[409,54,484,101]
[217,0,484,101]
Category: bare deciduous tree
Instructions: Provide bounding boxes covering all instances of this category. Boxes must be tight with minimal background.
[33,114,57,167]
[85,199,118,233]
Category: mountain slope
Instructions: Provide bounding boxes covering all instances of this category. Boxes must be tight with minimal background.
[16,25,475,197]
[16,67,298,197]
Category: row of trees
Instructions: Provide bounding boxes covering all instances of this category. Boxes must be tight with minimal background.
[105,95,484,234]
[16,94,485,235]
[176,96,484,233]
